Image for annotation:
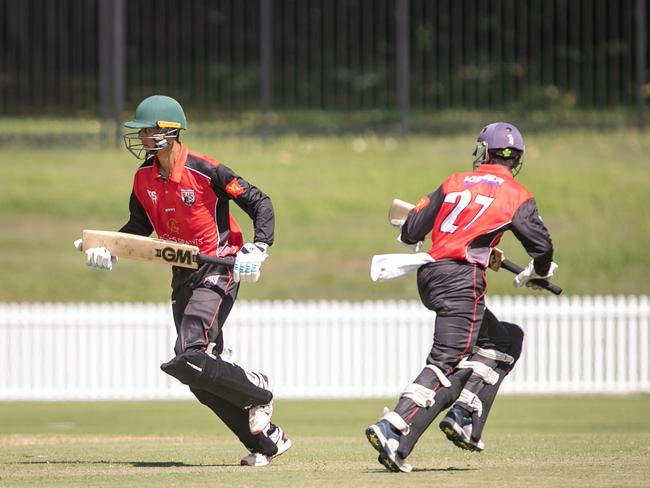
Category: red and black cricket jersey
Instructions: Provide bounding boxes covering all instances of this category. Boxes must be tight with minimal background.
[119,144,274,258]
[402,164,553,271]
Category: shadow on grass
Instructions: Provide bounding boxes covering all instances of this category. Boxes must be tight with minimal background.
[368,466,475,474]
[15,460,240,468]
[413,466,475,473]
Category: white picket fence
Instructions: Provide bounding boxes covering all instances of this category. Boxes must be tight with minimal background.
[0,296,648,400]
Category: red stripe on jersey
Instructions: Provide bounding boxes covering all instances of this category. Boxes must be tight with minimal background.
[461,265,486,358]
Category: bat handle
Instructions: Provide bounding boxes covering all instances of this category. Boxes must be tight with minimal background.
[500,259,563,296]
[197,254,235,268]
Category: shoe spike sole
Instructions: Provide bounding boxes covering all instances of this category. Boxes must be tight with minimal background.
[440,422,482,453]
[365,427,383,454]
[377,453,401,473]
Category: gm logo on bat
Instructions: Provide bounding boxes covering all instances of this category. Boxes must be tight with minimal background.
[155,247,195,265]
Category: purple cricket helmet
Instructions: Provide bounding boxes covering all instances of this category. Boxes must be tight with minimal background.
[477,122,525,151]
[473,122,526,174]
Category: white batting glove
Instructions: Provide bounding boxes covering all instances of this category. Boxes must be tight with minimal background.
[513,260,558,289]
[73,238,116,271]
[233,243,268,283]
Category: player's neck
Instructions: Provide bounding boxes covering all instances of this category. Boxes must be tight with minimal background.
[157,142,181,176]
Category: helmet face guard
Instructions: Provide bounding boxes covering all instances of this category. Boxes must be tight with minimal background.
[123,128,179,160]
[472,141,489,168]
[123,95,187,159]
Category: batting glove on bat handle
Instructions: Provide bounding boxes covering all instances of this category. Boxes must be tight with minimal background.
[233,243,269,283]
[73,238,117,271]
[512,260,558,288]
[501,260,562,295]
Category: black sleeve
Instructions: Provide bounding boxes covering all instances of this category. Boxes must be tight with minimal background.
[118,191,154,236]
[401,187,445,244]
[212,164,275,246]
[511,198,554,275]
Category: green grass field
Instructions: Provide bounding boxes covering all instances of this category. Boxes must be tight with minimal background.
[1,127,649,301]
[1,396,649,487]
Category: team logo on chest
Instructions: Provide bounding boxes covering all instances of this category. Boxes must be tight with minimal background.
[167,218,180,234]
[147,190,157,203]
[180,189,195,206]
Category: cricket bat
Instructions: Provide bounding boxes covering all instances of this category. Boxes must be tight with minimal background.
[79,230,234,269]
[388,198,414,226]
[387,199,562,295]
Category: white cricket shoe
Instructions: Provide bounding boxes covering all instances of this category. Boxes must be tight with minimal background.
[247,372,274,434]
[240,424,292,467]
[240,452,270,467]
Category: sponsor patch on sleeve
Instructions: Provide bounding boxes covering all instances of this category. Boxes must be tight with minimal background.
[225,178,245,198]
[414,196,430,212]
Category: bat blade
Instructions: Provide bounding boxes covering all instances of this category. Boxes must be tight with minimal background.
[388,198,415,226]
[81,230,201,269]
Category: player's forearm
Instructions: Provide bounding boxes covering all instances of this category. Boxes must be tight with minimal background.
[401,188,444,243]
[215,165,275,245]
[532,250,554,276]
[252,209,275,246]
[511,198,554,274]
[244,192,275,246]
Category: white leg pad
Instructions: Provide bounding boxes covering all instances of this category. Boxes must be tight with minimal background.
[458,358,500,385]
[400,383,437,408]
[473,346,515,365]
[425,364,452,387]
[381,408,410,435]
[458,388,483,417]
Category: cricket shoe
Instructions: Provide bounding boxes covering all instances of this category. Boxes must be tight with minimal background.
[365,411,412,473]
[240,424,292,467]
[439,406,485,452]
[247,372,274,435]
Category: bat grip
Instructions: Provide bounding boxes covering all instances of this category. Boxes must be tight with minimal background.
[500,259,563,295]
[197,254,235,268]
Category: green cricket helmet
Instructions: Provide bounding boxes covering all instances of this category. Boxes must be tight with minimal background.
[123,95,187,159]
